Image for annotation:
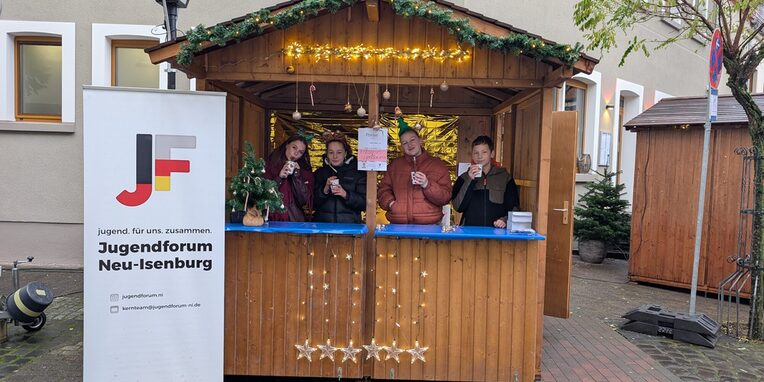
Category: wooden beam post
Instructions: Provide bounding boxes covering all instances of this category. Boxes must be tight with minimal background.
[363,82,380,378]
[366,83,380,234]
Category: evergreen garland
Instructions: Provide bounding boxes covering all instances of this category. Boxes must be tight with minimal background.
[177,0,583,66]
[227,141,286,214]
[573,171,631,244]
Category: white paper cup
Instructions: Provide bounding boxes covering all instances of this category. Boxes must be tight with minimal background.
[411,171,418,185]
[474,164,483,177]
[286,161,296,174]
[330,178,340,189]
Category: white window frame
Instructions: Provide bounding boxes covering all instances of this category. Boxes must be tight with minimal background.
[91,24,167,89]
[569,70,602,178]
[612,78,645,209]
[0,20,75,123]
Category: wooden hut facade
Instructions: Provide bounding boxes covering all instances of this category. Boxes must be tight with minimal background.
[148,1,598,380]
[624,94,763,297]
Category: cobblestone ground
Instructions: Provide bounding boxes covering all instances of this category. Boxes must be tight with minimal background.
[0,270,83,381]
[570,256,764,382]
[2,261,764,381]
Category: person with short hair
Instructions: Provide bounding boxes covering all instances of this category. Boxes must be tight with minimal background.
[378,118,452,224]
[452,135,519,227]
[264,133,314,221]
[313,131,367,223]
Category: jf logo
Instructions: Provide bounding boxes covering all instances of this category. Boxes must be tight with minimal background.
[117,134,196,207]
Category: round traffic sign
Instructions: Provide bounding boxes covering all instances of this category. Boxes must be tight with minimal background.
[709,29,723,89]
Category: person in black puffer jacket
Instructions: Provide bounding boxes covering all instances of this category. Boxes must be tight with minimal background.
[452,135,519,227]
[313,131,367,223]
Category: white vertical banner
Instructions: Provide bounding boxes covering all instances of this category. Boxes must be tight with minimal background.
[83,87,226,381]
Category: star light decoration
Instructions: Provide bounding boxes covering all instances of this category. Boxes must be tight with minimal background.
[407,340,429,364]
[295,339,317,361]
[363,338,384,361]
[384,340,404,363]
[318,339,337,361]
[339,340,362,363]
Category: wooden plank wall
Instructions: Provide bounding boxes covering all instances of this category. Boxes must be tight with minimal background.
[513,94,542,219]
[224,232,365,378]
[629,126,752,295]
[202,3,552,85]
[372,238,539,382]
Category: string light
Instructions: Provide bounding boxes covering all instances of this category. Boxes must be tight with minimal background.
[283,42,470,62]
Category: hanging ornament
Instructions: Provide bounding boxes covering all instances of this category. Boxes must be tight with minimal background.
[317,339,337,361]
[414,121,423,131]
[286,65,296,74]
[384,340,403,363]
[429,86,435,107]
[407,341,429,364]
[295,339,317,361]
[383,89,391,100]
[339,340,362,363]
[309,83,316,106]
[372,119,382,129]
[344,102,353,113]
[250,169,255,174]
[232,190,237,195]
[363,338,383,361]
[293,62,301,121]
[357,106,367,117]
[394,106,403,116]
[440,80,449,92]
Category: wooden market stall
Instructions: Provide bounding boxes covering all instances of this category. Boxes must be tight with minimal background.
[624,94,761,297]
[148,1,597,380]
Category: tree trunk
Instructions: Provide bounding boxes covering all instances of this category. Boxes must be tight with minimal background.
[727,72,764,339]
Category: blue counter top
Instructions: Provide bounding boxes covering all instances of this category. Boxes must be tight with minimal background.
[374,224,545,241]
[226,222,368,235]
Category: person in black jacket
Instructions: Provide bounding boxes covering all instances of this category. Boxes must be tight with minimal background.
[452,136,519,227]
[313,131,367,223]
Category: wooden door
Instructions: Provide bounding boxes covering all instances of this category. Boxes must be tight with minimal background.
[543,111,577,318]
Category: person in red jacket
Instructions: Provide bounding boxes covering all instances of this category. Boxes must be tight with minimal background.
[378,118,452,224]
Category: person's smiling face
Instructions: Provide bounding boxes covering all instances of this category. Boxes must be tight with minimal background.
[400,131,422,157]
[326,141,346,167]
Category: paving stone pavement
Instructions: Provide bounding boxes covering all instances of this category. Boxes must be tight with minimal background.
[2,259,764,381]
[556,256,764,382]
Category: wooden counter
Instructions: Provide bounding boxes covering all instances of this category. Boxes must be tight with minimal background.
[224,223,544,381]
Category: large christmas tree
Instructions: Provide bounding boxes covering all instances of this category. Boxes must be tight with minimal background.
[227,142,285,217]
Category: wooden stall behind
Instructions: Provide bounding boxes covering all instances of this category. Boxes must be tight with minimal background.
[625,94,760,296]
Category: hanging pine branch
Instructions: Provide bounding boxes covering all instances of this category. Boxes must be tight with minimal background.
[227,141,286,214]
[176,0,583,66]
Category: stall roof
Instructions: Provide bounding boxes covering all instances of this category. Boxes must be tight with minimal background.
[147,0,598,73]
[624,93,764,130]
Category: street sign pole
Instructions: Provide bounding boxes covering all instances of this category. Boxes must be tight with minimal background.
[690,29,722,315]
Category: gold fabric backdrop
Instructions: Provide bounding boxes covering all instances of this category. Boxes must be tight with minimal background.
[270,111,459,223]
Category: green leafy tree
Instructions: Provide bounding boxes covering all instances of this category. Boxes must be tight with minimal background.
[574,171,631,245]
[227,142,285,215]
[574,0,764,337]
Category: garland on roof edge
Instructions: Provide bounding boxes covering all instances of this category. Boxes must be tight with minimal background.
[176,0,584,67]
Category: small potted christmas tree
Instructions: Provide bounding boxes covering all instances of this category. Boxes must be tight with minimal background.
[227,142,285,226]
[573,171,631,263]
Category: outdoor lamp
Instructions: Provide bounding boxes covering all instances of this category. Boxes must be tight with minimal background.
[605,104,615,111]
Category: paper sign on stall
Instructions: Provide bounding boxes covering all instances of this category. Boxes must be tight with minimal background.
[357,127,388,171]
